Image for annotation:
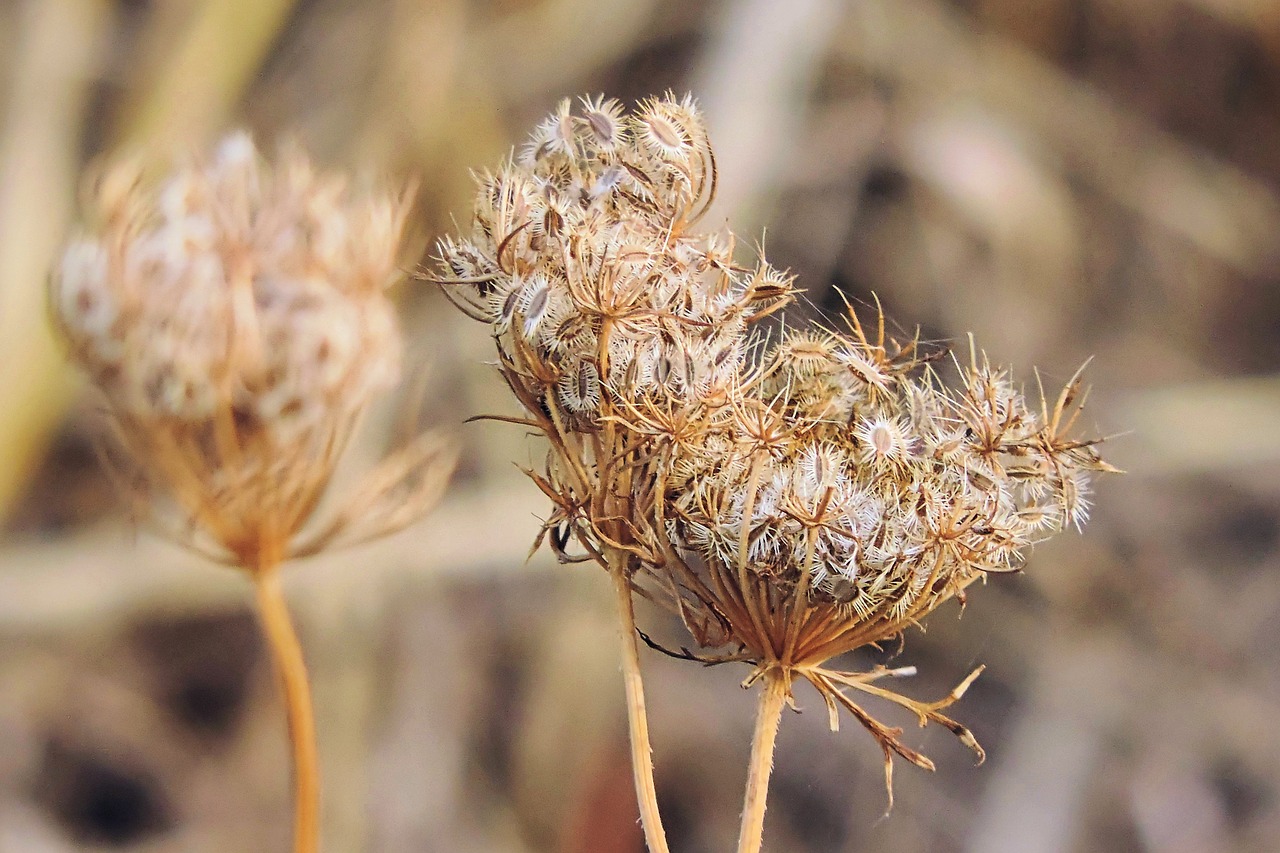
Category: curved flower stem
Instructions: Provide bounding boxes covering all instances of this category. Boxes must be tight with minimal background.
[611,567,671,853]
[737,666,789,853]
[254,568,320,853]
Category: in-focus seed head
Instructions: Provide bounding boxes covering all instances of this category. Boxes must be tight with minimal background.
[437,96,1116,785]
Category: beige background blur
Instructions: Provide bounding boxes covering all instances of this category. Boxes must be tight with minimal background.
[2,1,1279,851]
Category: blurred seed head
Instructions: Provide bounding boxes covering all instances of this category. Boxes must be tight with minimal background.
[53,132,453,568]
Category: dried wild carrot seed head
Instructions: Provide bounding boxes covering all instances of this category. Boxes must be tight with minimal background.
[54,133,402,424]
[438,93,1116,794]
[438,93,792,427]
[669,331,1112,632]
[52,133,449,568]
[438,93,1114,655]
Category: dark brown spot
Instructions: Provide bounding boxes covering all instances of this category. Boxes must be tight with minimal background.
[543,208,563,239]
[623,162,652,186]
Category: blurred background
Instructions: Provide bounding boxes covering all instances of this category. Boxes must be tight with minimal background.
[2,0,1279,850]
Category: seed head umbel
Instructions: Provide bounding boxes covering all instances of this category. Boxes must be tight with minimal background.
[434,93,1118,833]
[52,132,455,569]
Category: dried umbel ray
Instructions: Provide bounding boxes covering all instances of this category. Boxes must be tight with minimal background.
[434,94,1115,853]
[51,133,456,853]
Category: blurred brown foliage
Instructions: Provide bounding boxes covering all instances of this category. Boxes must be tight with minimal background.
[2,1,1279,851]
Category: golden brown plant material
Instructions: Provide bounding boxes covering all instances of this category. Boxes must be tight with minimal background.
[435,93,1116,852]
[51,133,457,853]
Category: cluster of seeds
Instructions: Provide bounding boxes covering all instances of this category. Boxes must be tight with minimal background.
[439,94,1113,662]
[669,326,1104,634]
[440,94,793,421]
[438,95,1116,810]
[52,133,413,565]
[53,133,403,433]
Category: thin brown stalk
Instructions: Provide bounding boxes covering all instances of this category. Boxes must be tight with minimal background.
[612,564,671,853]
[737,666,789,853]
[254,566,320,853]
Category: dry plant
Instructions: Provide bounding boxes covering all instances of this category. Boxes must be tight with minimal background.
[433,93,1117,852]
[49,133,457,853]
